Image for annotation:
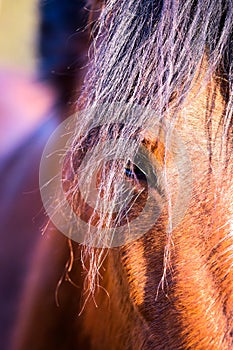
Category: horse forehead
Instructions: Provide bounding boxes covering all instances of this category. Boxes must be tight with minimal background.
[174,76,225,165]
[181,80,223,136]
[173,77,233,214]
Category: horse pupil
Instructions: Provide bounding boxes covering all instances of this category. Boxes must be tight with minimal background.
[124,164,145,181]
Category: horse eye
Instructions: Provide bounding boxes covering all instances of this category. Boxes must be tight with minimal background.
[124,162,147,181]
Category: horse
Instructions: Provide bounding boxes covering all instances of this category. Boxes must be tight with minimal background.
[12,1,233,349]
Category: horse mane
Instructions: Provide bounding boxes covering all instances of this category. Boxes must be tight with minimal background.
[64,0,233,295]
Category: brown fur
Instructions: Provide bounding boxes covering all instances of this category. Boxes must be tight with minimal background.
[12,63,233,349]
[10,0,233,345]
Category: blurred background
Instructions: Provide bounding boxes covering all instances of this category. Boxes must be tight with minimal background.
[0,0,40,159]
[0,0,37,72]
[0,1,88,349]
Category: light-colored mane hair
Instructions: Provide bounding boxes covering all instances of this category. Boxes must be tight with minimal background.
[64,0,233,297]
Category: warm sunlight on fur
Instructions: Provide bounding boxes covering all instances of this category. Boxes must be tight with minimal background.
[12,1,233,349]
